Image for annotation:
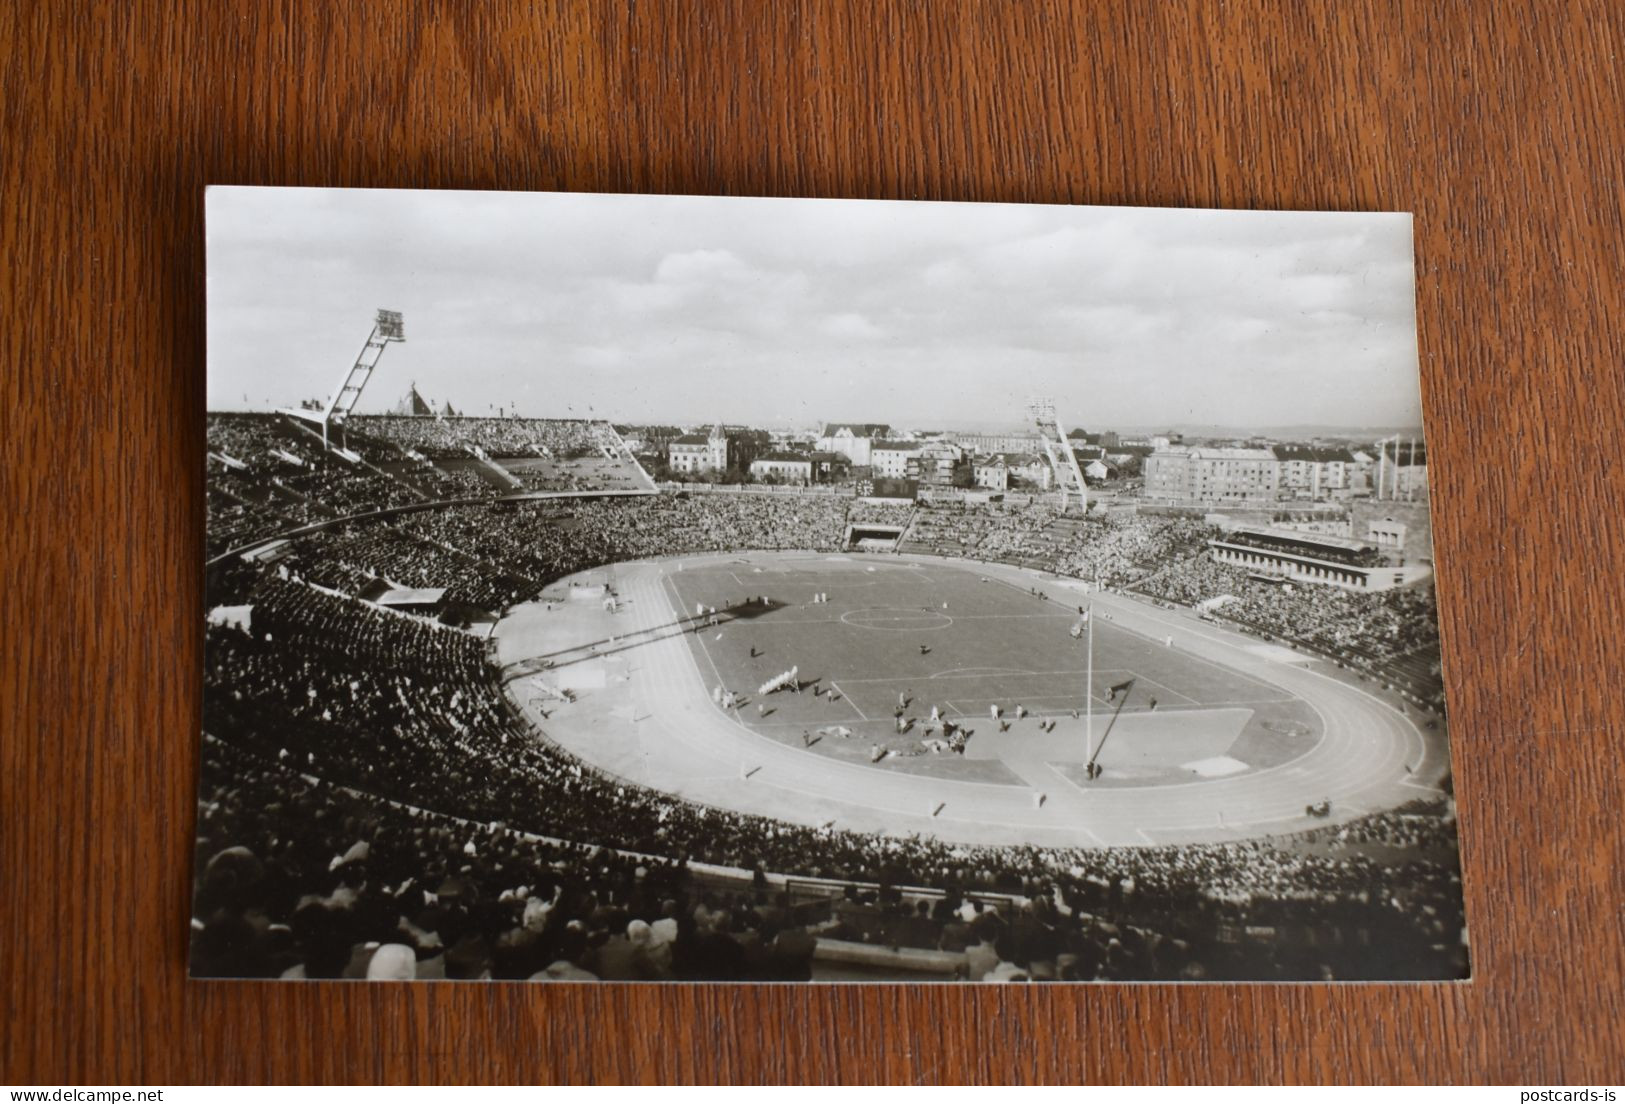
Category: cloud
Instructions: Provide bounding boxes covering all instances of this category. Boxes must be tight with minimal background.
[654,249,751,284]
[820,312,885,341]
[206,187,1422,430]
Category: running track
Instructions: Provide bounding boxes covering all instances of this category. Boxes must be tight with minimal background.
[510,552,1445,848]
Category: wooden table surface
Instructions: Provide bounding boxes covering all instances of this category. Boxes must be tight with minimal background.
[4,0,1623,1086]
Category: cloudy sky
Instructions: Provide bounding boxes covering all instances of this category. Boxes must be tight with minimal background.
[207,187,1422,432]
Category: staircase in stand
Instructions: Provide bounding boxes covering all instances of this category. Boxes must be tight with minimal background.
[465,446,524,490]
[279,415,430,502]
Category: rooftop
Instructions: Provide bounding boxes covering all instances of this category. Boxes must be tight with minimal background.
[375,587,448,606]
[822,422,892,438]
[1273,444,1357,463]
[1228,525,1378,553]
[1186,447,1279,461]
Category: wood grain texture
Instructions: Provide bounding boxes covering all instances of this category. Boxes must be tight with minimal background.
[4,0,1623,1085]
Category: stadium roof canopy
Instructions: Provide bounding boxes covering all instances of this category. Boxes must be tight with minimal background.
[376,587,448,607]
[1231,525,1377,553]
[240,540,290,563]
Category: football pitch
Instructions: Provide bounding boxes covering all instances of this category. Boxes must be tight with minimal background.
[662,554,1322,787]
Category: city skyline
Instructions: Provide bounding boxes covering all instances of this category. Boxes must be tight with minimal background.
[208,188,1425,431]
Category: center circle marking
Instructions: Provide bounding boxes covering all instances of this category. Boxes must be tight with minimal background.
[839,606,954,632]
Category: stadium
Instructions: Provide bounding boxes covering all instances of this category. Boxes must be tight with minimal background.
[197,369,1465,981]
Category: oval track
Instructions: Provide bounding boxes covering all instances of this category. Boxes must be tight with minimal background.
[507,552,1441,848]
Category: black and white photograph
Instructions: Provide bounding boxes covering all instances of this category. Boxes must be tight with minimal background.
[195,186,1466,983]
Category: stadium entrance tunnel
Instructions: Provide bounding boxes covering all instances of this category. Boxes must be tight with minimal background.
[845,524,906,550]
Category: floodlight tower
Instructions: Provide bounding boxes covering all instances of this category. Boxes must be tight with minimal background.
[319,309,406,449]
[1028,396,1090,514]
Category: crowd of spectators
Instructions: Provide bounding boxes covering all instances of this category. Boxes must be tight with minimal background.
[198,570,1464,981]
[207,414,659,557]
[1134,556,1444,708]
[545,495,852,561]
[199,434,1461,980]
[394,460,498,500]
[899,505,1213,587]
[207,414,309,467]
[1050,516,1215,585]
[1295,798,1460,855]
[848,500,917,527]
[211,467,1443,706]
[498,456,652,495]
[193,729,1465,982]
[288,467,422,515]
[206,486,299,555]
[900,502,1062,562]
[207,415,432,555]
[400,495,850,589]
[1132,554,1246,606]
[277,524,544,611]
[349,415,606,459]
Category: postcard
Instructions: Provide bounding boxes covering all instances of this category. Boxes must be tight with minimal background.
[196,187,1465,981]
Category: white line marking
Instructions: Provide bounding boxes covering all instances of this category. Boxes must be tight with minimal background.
[829,681,867,721]
[517,555,1434,847]
[837,666,1137,684]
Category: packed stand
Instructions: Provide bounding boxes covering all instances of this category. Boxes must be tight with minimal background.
[1050,516,1215,585]
[198,471,1461,980]
[193,730,1466,981]
[900,505,1215,587]
[498,455,652,495]
[900,502,1061,562]
[199,568,1463,981]
[848,500,916,527]
[1135,555,1445,709]
[207,414,428,556]
[207,413,658,558]
[349,415,605,459]
[279,524,544,611]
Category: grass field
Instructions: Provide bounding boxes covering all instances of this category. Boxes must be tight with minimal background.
[662,554,1322,786]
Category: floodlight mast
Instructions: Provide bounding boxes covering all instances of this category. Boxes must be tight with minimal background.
[321,309,406,449]
[1028,396,1090,514]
